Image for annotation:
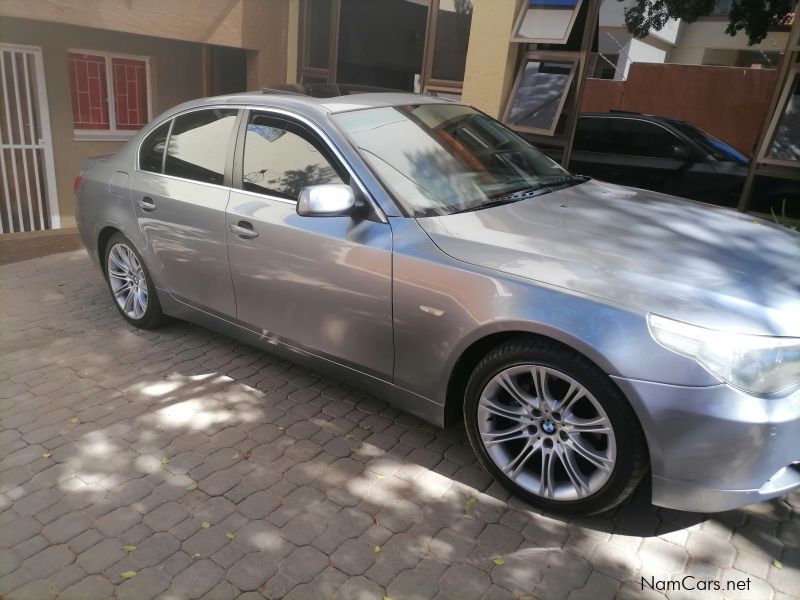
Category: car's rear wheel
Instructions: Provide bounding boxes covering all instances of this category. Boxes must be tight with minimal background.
[104,233,164,329]
[464,338,647,515]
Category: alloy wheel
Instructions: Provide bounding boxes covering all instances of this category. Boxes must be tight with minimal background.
[107,243,149,320]
[477,364,617,501]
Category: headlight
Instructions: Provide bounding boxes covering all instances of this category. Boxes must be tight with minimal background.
[647,314,800,396]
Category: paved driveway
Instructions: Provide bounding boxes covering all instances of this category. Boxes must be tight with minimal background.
[1,249,798,600]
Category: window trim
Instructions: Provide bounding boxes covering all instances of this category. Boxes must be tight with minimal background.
[68,48,152,141]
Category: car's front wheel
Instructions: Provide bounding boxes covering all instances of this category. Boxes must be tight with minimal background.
[464,338,647,515]
[104,233,164,329]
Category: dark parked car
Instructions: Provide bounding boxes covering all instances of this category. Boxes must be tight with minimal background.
[567,111,799,213]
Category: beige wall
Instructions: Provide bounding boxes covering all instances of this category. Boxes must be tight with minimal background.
[0,0,290,85]
[0,18,206,227]
[461,0,522,117]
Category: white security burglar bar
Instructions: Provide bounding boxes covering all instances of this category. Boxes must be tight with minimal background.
[0,43,60,232]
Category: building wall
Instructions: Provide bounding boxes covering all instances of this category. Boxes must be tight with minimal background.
[582,62,777,156]
[0,18,206,227]
[0,0,290,85]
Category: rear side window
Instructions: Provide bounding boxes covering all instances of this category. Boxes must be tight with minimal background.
[241,112,345,200]
[165,109,238,185]
[605,118,683,158]
[139,121,171,173]
[573,118,607,153]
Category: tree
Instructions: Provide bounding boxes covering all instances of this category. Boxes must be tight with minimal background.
[621,0,796,46]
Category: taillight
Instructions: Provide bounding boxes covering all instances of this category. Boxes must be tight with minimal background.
[73,175,83,195]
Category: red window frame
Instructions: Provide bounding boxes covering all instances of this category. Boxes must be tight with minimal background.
[68,50,150,136]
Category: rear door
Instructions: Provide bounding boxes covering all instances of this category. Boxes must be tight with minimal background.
[225,109,394,379]
[132,107,239,316]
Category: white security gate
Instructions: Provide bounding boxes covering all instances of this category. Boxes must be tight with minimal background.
[0,43,60,232]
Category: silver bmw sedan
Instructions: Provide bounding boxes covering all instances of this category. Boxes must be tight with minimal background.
[75,89,800,515]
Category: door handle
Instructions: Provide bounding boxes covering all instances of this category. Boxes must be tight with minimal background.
[137,197,156,212]
[230,221,258,239]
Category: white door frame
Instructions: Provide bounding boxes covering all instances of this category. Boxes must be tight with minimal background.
[0,42,60,230]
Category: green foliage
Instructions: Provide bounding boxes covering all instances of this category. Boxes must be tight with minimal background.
[770,199,800,231]
[621,0,796,46]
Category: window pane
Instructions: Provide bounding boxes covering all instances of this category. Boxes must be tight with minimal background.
[572,118,606,152]
[768,74,800,162]
[506,60,574,132]
[303,0,332,69]
[165,109,237,185]
[515,0,582,43]
[242,113,344,200]
[431,0,473,82]
[68,53,109,130]
[112,58,149,130]
[139,120,171,173]
[606,119,683,158]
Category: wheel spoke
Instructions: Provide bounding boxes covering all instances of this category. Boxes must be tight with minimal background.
[530,366,549,407]
[564,436,614,472]
[496,372,533,409]
[481,422,529,447]
[538,446,556,498]
[556,445,590,496]
[564,414,612,435]
[109,248,128,272]
[550,381,584,413]
[480,396,528,422]
[502,438,542,479]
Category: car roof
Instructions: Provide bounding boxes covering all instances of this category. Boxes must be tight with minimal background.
[186,88,453,115]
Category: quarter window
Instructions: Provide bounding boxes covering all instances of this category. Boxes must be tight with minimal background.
[164,109,238,185]
[139,121,171,173]
[242,112,344,200]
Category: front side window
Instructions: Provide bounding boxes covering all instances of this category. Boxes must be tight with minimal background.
[164,109,237,185]
[139,121,171,173]
[573,117,607,153]
[605,119,685,159]
[333,103,568,217]
[68,51,150,138]
[242,112,344,200]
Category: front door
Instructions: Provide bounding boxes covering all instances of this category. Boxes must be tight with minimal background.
[226,110,393,379]
[133,107,239,316]
[0,43,59,232]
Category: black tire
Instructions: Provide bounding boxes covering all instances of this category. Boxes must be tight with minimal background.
[103,232,165,329]
[464,337,648,515]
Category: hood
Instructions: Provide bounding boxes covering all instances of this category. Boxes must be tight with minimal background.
[417,180,800,337]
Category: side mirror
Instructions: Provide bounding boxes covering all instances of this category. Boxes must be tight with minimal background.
[297,184,356,217]
[672,144,692,161]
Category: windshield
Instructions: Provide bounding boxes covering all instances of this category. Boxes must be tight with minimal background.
[332,104,570,217]
[666,119,749,164]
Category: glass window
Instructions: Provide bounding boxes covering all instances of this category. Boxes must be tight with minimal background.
[333,104,569,217]
[139,120,171,173]
[504,59,576,134]
[242,113,344,200]
[605,119,684,158]
[666,119,748,163]
[164,109,237,185]
[430,0,473,82]
[512,0,583,44]
[768,73,799,162]
[572,118,607,153]
[303,0,332,69]
[68,51,150,134]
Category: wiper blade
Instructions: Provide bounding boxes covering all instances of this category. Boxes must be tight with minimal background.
[452,186,548,214]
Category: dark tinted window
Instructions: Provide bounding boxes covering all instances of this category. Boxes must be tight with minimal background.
[605,118,684,158]
[139,121,171,173]
[573,118,607,153]
[242,112,344,200]
[431,0,473,81]
[165,109,237,185]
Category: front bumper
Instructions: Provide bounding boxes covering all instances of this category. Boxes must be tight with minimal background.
[612,376,800,513]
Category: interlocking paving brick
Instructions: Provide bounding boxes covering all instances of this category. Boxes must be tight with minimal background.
[1,250,798,600]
